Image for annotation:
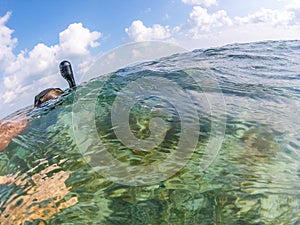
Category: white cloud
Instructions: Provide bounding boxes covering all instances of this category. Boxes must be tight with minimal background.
[176,22,300,49]
[0,14,101,118]
[235,8,294,26]
[59,23,101,56]
[125,3,300,49]
[285,0,300,9]
[125,20,171,42]
[125,7,232,42]
[188,6,232,36]
[182,0,217,7]
[0,12,17,69]
[180,5,300,46]
[285,1,300,24]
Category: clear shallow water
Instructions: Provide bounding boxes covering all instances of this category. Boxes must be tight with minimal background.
[0,40,300,224]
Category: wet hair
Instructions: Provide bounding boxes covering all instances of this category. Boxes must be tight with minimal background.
[34,88,63,107]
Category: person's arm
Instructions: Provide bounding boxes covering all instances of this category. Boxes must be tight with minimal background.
[0,113,28,152]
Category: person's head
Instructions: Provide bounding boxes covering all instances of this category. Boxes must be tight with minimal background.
[34,88,63,108]
[34,60,76,108]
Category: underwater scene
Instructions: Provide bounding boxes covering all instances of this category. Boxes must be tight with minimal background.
[0,40,300,224]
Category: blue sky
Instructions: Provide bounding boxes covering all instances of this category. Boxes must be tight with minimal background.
[0,0,189,53]
[0,0,300,117]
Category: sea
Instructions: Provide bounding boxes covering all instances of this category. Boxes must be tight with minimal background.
[0,40,299,224]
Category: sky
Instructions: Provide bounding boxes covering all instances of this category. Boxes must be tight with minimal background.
[0,0,300,118]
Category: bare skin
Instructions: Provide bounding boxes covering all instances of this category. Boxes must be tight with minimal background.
[0,113,29,152]
[0,88,63,152]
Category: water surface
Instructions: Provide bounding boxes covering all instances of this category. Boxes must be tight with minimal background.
[0,40,300,224]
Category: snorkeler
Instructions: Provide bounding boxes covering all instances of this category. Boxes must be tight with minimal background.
[0,61,76,152]
[34,60,76,107]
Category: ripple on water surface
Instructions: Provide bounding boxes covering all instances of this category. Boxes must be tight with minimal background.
[0,40,300,224]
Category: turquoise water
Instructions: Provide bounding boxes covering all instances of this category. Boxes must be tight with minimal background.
[0,40,300,224]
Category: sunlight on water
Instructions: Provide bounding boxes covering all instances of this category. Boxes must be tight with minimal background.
[0,40,300,224]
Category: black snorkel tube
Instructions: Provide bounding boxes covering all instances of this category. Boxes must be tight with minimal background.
[59,60,76,89]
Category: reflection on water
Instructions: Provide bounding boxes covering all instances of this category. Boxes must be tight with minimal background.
[0,161,77,224]
[0,40,300,224]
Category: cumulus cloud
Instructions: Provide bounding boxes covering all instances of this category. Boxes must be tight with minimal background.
[125,7,232,42]
[285,2,300,24]
[125,1,300,52]
[235,8,294,26]
[0,12,17,69]
[59,23,100,56]
[188,6,232,36]
[0,14,101,117]
[182,0,217,7]
[125,20,171,42]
